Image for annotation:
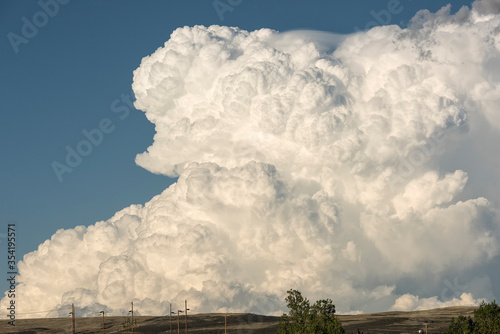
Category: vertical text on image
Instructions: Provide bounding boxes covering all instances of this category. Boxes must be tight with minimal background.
[6,223,17,326]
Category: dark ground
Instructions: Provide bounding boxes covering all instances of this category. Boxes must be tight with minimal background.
[0,306,476,334]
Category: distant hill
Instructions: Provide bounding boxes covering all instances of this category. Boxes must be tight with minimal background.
[0,306,477,334]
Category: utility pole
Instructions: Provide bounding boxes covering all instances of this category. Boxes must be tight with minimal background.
[170,303,172,334]
[185,300,188,334]
[100,311,105,334]
[71,303,75,334]
[225,315,227,334]
[130,302,134,333]
[425,322,428,334]
[177,309,184,334]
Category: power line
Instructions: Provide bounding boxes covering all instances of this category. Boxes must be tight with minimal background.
[0,308,71,316]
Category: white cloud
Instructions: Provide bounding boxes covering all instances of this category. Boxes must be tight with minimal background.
[473,0,500,15]
[391,292,481,311]
[3,0,500,318]
[392,170,468,219]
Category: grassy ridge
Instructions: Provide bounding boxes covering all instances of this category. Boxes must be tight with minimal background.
[0,306,476,334]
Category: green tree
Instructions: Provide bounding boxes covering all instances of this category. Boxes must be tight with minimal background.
[444,300,500,334]
[444,315,475,334]
[277,289,344,334]
[473,300,500,333]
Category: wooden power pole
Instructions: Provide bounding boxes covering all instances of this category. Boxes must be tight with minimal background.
[177,310,180,334]
[71,303,75,334]
[170,303,172,334]
[225,315,227,334]
[131,302,134,333]
[100,311,105,334]
[185,300,188,334]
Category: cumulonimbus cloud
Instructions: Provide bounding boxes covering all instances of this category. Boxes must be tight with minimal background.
[3,0,500,318]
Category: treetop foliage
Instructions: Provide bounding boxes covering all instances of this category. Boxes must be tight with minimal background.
[277,289,345,334]
[444,300,500,334]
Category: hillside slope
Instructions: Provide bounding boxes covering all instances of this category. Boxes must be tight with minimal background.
[0,306,476,334]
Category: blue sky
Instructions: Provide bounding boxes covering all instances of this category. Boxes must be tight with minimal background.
[0,0,475,299]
